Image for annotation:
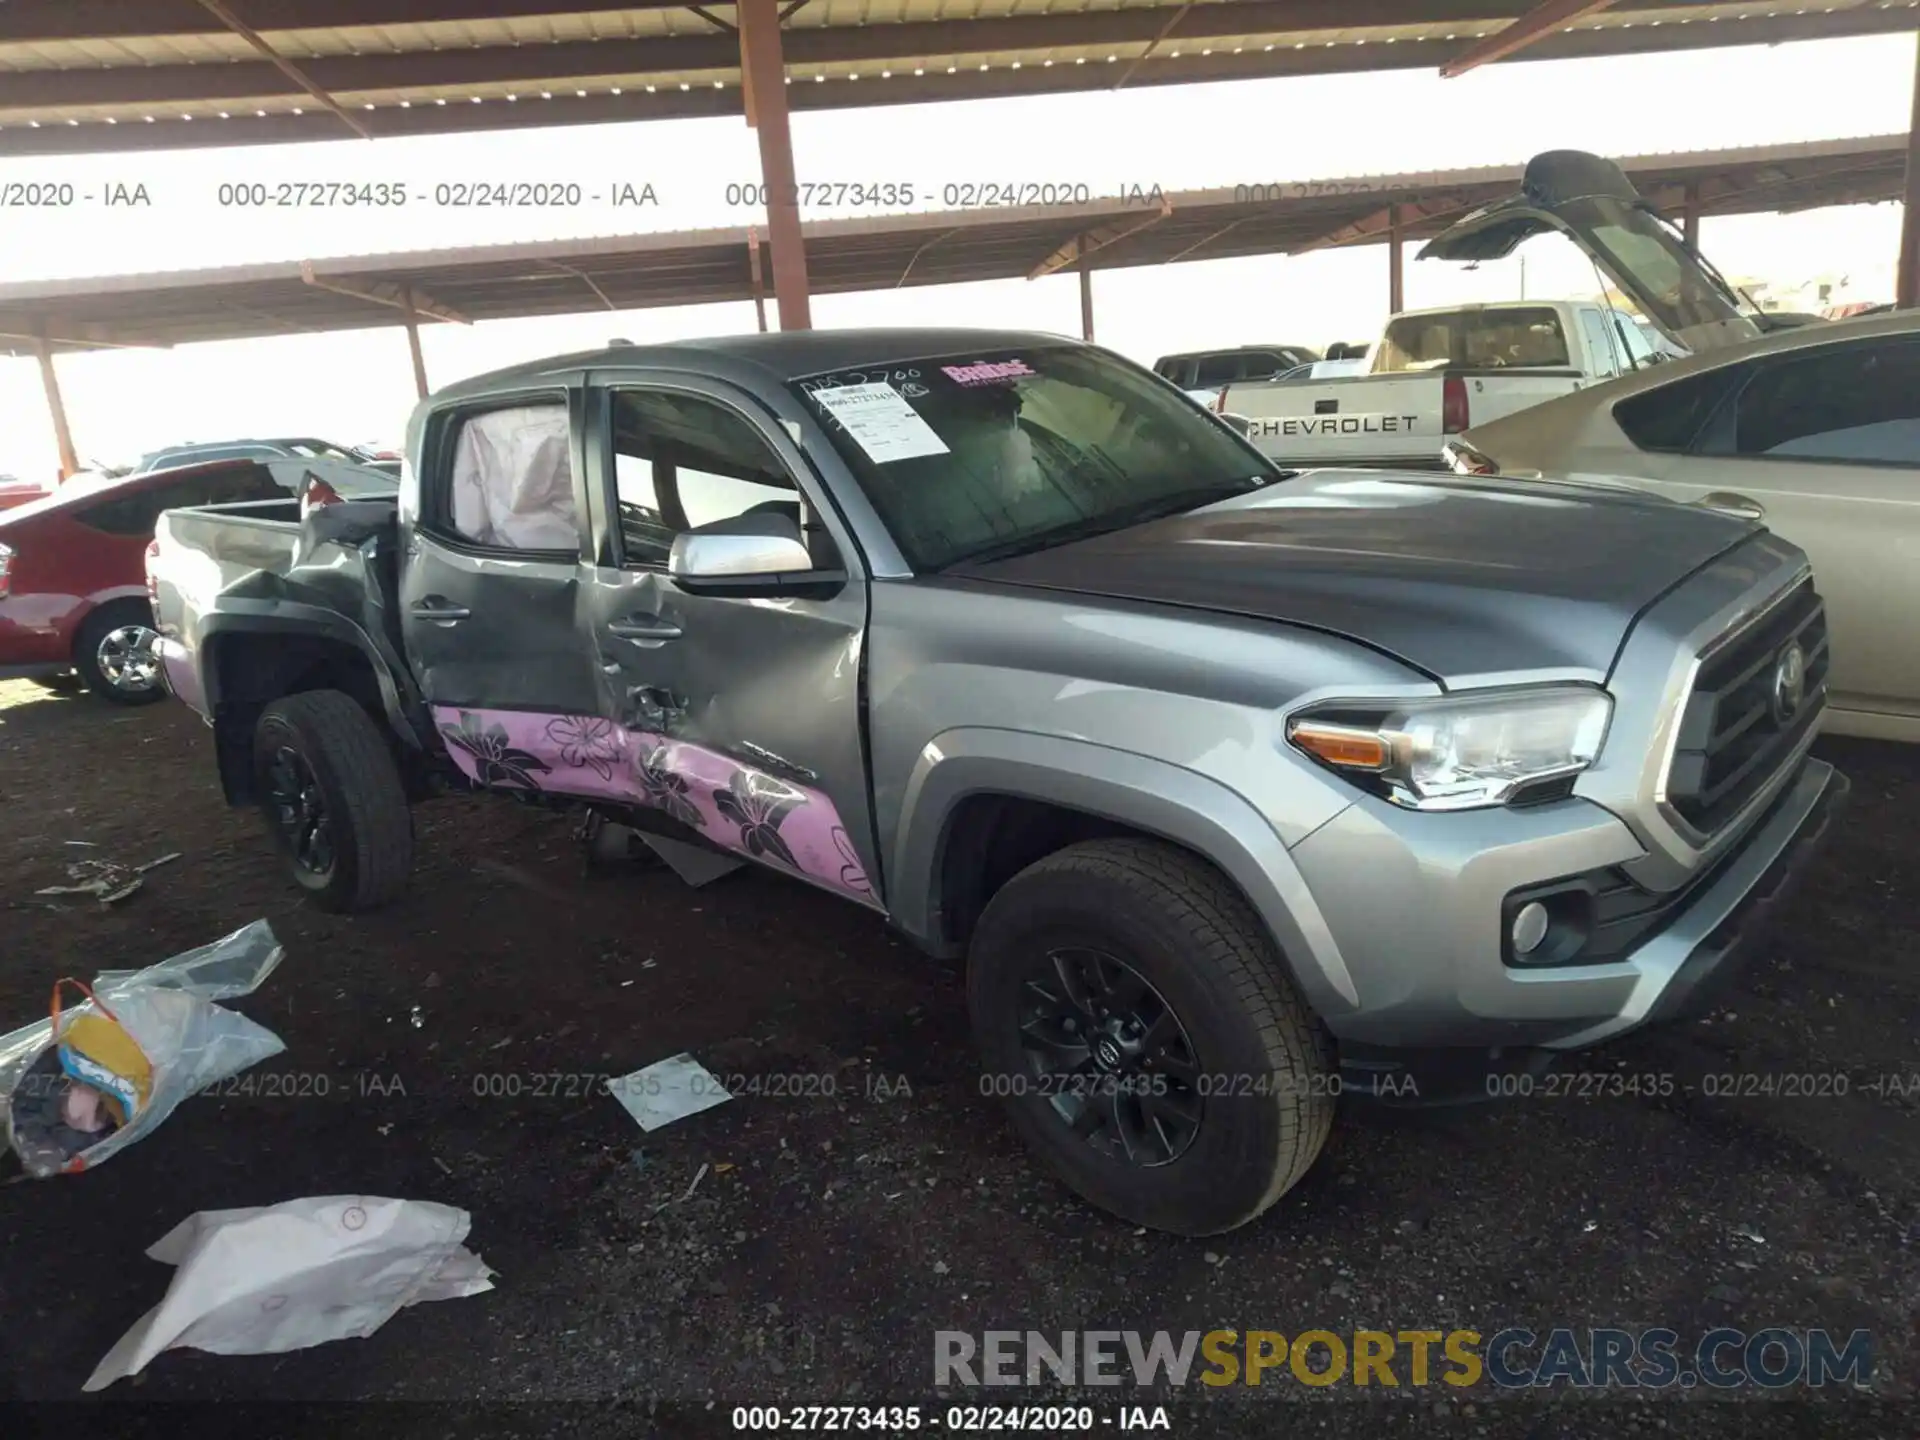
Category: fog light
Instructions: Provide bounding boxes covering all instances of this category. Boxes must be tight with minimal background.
[1511,901,1550,956]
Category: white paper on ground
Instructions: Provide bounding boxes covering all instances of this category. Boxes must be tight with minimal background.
[84,1196,494,1391]
[610,1052,733,1132]
[809,382,950,464]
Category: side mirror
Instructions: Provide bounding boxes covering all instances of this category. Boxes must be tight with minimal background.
[668,509,816,583]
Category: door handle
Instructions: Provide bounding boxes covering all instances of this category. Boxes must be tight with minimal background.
[1696,491,1766,521]
[608,615,682,642]
[409,596,471,622]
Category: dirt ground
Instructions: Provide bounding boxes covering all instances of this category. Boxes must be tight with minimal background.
[0,678,1915,1437]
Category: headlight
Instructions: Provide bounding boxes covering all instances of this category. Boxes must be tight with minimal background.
[1286,686,1613,811]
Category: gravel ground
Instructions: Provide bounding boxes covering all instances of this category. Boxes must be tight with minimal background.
[0,679,1914,1438]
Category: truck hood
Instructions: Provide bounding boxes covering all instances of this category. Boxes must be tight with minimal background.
[1419,150,1767,356]
[951,470,1757,685]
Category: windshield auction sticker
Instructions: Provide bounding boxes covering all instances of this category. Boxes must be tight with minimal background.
[810,381,951,464]
[943,358,1035,386]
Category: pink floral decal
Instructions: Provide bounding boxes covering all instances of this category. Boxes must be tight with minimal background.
[713,770,806,870]
[439,711,550,790]
[831,827,872,896]
[430,706,877,907]
[634,741,706,830]
[546,715,621,780]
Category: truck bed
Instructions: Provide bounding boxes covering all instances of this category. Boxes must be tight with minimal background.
[151,497,402,720]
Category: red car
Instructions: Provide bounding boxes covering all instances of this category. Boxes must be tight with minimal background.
[0,478,51,512]
[0,457,395,704]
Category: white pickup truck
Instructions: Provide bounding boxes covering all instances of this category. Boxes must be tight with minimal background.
[1220,297,1667,469]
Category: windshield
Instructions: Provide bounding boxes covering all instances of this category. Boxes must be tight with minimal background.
[791,345,1278,570]
[1375,307,1571,372]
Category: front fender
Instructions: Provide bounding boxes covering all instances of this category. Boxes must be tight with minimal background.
[890,727,1360,1020]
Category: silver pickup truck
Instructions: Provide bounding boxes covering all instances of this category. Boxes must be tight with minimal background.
[148,328,1846,1236]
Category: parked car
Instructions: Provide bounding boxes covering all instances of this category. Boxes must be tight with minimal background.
[151,328,1843,1236]
[1268,358,1369,382]
[135,437,402,478]
[1,456,394,703]
[0,476,50,512]
[1452,309,1920,744]
[1154,344,1322,404]
[1220,147,1819,470]
[1221,298,1668,469]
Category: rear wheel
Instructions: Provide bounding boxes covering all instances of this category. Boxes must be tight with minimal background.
[968,838,1335,1236]
[253,689,414,912]
[73,601,164,706]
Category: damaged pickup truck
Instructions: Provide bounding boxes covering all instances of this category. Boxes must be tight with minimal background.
[148,329,1846,1236]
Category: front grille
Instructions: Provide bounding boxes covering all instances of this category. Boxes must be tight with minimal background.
[1665,579,1827,836]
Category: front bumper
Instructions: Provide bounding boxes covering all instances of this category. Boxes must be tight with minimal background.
[1288,756,1845,1052]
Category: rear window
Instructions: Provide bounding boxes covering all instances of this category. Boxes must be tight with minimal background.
[1375,308,1571,372]
[1192,354,1242,388]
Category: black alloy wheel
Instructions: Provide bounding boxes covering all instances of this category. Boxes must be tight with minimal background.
[267,744,336,883]
[1018,945,1203,1167]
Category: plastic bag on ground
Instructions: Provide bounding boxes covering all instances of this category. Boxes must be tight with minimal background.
[85,1196,495,1391]
[0,920,286,1177]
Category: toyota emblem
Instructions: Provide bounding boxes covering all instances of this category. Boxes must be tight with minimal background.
[1770,642,1807,725]
[1094,1038,1122,1071]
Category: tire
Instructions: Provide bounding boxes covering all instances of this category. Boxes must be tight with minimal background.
[73,601,165,706]
[968,837,1336,1236]
[253,689,414,912]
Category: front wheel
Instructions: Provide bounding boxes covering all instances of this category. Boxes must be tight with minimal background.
[968,838,1336,1236]
[253,690,414,912]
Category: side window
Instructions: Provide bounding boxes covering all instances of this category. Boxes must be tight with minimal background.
[1577,310,1622,377]
[1612,365,1748,454]
[1732,340,1920,467]
[1615,314,1658,367]
[443,402,578,552]
[609,390,802,569]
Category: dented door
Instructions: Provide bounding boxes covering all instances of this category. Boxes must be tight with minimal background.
[574,377,883,910]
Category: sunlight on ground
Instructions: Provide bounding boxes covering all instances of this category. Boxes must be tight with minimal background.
[0,679,71,713]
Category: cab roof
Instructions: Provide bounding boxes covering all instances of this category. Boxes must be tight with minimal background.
[429,328,1093,402]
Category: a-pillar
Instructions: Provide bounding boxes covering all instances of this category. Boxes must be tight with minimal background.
[1388,204,1405,314]
[1899,31,1920,310]
[33,334,80,482]
[1682,181,1701,251]
[739,0,811,330]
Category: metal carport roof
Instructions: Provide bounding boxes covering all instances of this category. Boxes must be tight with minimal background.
[0,132,1903,357]
[2,1,1914,156]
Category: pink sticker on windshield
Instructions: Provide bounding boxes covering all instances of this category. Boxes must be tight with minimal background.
[942,359,1035,386]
